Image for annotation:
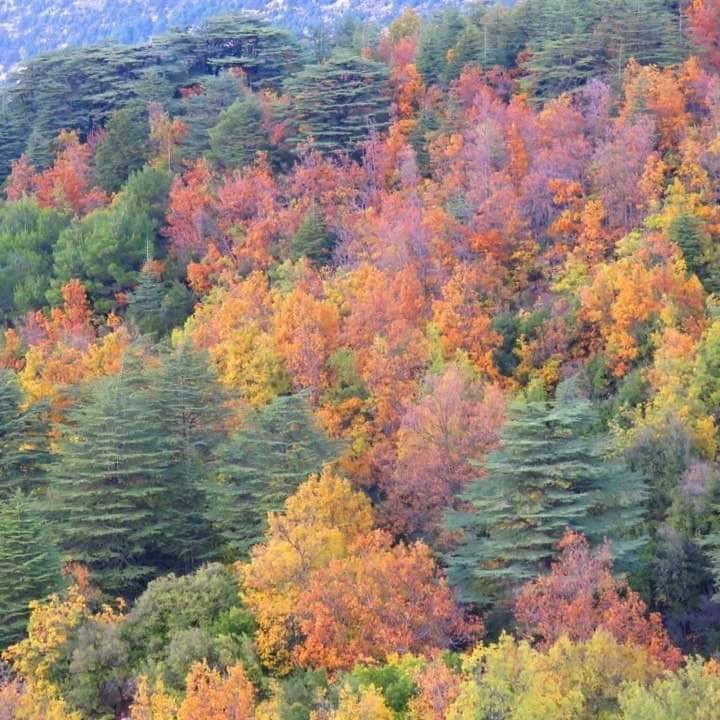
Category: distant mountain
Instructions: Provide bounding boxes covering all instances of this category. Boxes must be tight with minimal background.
[0,0,479,78]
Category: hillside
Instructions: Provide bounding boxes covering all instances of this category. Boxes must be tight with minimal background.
[2,1,720,718]
[0,0,478,78]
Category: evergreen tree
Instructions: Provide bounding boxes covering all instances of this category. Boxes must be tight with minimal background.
[48,354,173,597]
[445,381,648,607]
[0,369,50,497]
[148,342,229,571]
[667,211,720,294]
[127,267,166,338]
[0,199,69,322]
[180,72,244,161]
[94,104,150,193]
[290,204,334,265]
[208,95,268,171]
[284,52,390,154]
[210,392,339,558]
[0,491,62,648]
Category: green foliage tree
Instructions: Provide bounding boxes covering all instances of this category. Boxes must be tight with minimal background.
[445,380,648,606]
[619,657,720,719]
[667,211,720,295]
[290,204,334,265]
[93,104,150,193]
[210,392,340,558]
[127,266,167,338]
[50,165,170,313]
[208,95,268,171]
[147,342,229,571]
[180,72,245,161]
[0,199,69,321]
[48,355,174,597]
[0,491,62,648]
[0,369,50,497]
[284,52,390,154]
[121,563,256,691]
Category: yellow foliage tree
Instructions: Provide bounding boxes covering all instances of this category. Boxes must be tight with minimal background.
[240,467,374,673]
[331,685,393,720]
[130,676,179,720]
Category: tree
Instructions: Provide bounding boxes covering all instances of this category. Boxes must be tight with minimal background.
[688,0,720,72]
[209,95,268,171]
[49,193,156,313]
[127,264,168,338]
[48,354,173,597]
[290,204,335,265]
[514,531,682,670]
[446,631,664,720]
[384,365,505,543]
[122,564,252,692]
[284,52,391,154]
[148,342,229,571]
[444,380,648,606]
[178,661,255,720]
[0,369,50,497]
[295,530,471,672]
[0,492,62,647]
[619,657,720,719]
[129,676,178,720]
[241,468,375,673]
[211,392,338,558]
[0,199,69,322]
[332,685,393,720]
[180,73,245,161]
[94,104,150,193]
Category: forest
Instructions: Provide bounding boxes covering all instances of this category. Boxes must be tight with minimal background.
[1,0,720,717]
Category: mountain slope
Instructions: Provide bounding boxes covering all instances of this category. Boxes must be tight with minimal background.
[0,0,476,77]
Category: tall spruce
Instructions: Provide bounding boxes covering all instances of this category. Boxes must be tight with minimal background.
[48,353,173,597]
[445,380,648,607]
[0,491,62,648]
[210,392,339,558]
[0,369,50,497]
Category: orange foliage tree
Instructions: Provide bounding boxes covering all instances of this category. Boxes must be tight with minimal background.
[295,530,473,672]
[514,531,683,670]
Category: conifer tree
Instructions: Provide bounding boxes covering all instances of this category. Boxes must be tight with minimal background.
[0,491,62,648]
[148,342,229,571]
[48,354,173,597]
[94,104,150,193]
[0,369,50,497]
[290,205,334,265]
[208,95,268,171]
[284,52,390,154]
[445,381,648,607]
[127,267,166,338]
[210,392,339,557]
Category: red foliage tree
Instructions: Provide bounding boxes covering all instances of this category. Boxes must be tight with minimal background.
[295,530,475,672]
[514,531,683,670]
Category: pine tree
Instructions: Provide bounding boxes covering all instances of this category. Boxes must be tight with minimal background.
[148,342,229,571]
[210,392,340,558]
[290,205,334,265]
[0,369,50,497]
[445,382,648,607]
[48,354,173,597]
[208,95,268,171]
[0,491,62,648]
